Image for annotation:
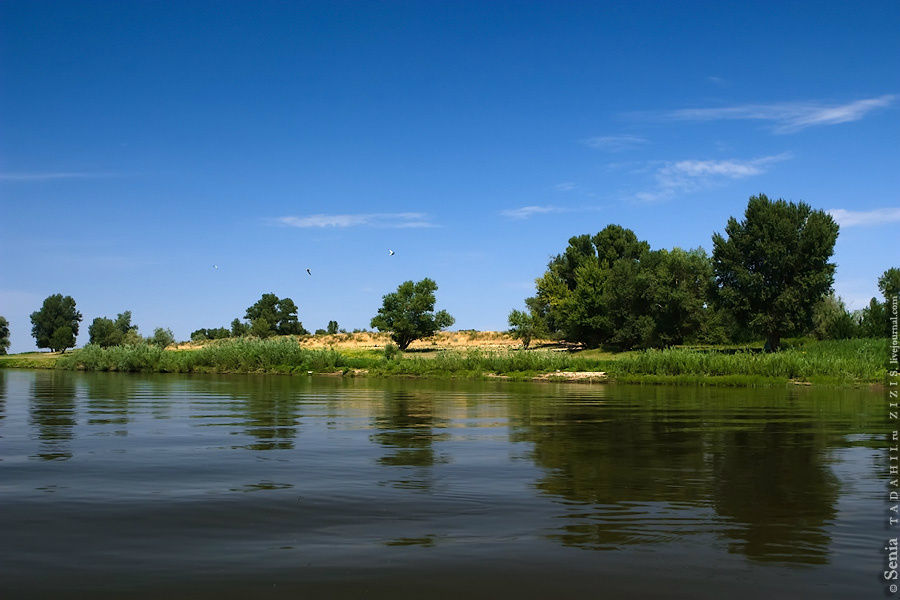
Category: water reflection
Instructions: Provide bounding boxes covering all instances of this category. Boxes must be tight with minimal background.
[29,371,77,461]
[710,422,839,564]
[510,387,851,564]
[229,376,301,450]
[371,391,449,490]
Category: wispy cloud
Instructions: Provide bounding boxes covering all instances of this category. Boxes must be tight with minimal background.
[827,207,900,227]
[634,153,791,203]
[583,134,648,151]
[655,95,895,133]
[500,205,566,220]
[553,182,577,192]
[274,212,435,228]
[0,172,118,181]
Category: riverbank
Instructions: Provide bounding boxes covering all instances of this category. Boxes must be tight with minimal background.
[1,336,887,387]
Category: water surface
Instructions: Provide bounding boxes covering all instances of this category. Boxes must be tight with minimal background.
[0,370,888,598]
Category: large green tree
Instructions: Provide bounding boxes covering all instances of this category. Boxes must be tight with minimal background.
[30,294,82,352]
[858,267,899,337]
[370,278,455,350]
[0,316,10,355]
[712,194,839,351]
[525,225,713,349]
[244,293,307,336]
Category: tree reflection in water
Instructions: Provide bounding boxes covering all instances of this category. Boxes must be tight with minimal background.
[29,371,77,461]
[370,391,449,491]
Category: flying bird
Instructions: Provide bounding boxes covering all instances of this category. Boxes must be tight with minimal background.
[213,264,218,270]
[306,268,311,276]
[388,249,395,256]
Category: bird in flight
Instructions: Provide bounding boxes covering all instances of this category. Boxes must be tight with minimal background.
[388,249,395,256]
[306,268,311,276]
[213,264,218,270]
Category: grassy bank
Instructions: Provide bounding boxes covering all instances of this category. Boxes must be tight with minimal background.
[14,336,884,387]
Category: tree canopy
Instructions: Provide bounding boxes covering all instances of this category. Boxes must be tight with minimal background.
[525,225,713,349]
[370,278,455,350]
[30,294,82,352]
[244,293,307,336]
[88,311,139,347]
[0,316,9,355]
[712,194,839,350]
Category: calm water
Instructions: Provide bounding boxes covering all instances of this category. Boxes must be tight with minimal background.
[0,369,889,598]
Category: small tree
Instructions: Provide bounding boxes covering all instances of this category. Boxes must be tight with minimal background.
[327,320,339,335]
[712,195,839,350]
[0,316,10,355]
[150,327,175,349]
[250,318,272,338]
[30,294,82,352]
[370,278,455,350]
[508,309,540,349]
[230,318,250,337]
[245,293,307,336]
[89,311,138,347]
[811,294,858,340]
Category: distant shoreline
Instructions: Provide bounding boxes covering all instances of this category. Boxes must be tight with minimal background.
[0,333,887,389]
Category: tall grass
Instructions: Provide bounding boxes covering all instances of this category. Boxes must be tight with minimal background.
[53,337,889,385]
[611,338,888,383]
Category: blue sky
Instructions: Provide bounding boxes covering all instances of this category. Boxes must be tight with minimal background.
[1,1,898,353]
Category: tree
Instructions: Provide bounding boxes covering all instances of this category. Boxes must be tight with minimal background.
[327,320,339,335]
[150,327,175,349]
[857,267,899,337]
[0,316,9,355]
[230,318,250,337]
[811,294,858,340]
[245,293,307,336]
[88,310,139,347]
[524,225,712,349]
[190,327,230,341]
[712,195,839,351]
[508,309,541,349]
[370,278,455,350]
[30,294,82,352]
[250,318,272,338]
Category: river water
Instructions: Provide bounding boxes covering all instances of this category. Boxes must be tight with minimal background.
[0,369,888,598]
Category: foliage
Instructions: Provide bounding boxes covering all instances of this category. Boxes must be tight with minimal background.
[712,194,839,350]
[526,225,714,349]
[190,327,231,341]
[30,294,82,352]
[856,267,900,338]
[150,327,175,349]
[244,293,308,336]
[250,318,272,338]
[370,278,455,350]
[88,311,138,347]
[383,343,401,360]
[507,309,541,349]
[314,329,327,335]
[230,318,250,337]
[811,294,858,340]
[0,316,9,355]
[327,320,339,335]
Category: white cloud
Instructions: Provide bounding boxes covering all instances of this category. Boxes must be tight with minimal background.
[583,134,648,151]
[634,153,791,203]
[553,182,577,191]
[658,94,895,133]
[275,212,435,228]
[500,205,565,219]
[827,207,900,227]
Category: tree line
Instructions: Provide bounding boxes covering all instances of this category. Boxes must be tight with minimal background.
[2,194,894,356]
[508,194,897,350]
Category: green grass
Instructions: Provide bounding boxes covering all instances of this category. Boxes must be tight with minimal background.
[11,336,888,387]
[0,352,60,369]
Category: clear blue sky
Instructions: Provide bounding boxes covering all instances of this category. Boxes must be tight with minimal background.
[1,1,898,353]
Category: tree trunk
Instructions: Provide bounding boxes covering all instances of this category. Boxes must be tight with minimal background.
[764,332,781,352]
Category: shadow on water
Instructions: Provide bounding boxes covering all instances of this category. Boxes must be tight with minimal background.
[509,385,864,564]
[29,371,78,461]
